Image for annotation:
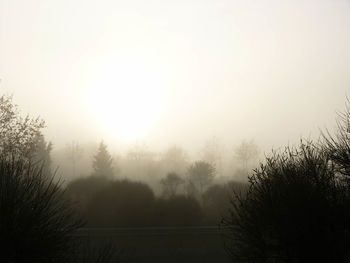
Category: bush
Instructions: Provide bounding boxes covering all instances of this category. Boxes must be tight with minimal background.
[154,195,203,226]
[86,180,155,227]
[221,142,350,263]
[0,157,82,262]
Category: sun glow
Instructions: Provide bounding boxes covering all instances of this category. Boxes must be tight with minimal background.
[87,56,163,141]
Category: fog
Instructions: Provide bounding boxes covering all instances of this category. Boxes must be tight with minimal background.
[1,0,349,156]
[2,1,350,262]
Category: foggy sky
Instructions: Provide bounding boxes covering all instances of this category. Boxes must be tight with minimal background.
[0,0,349,154]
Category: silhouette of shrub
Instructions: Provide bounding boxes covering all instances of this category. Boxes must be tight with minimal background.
[154,195,203,226]
[0,157,82,262]
[65,176,112,213]
[86,180,155,227]
[222,142,350,263]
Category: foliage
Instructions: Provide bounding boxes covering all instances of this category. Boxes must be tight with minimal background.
[0,156,82,263]
[0,95,45,159]
[222,142,350,263]
[92,141,114,178]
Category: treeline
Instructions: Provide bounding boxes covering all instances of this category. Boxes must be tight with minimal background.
[55,137,260,189]
[65,175,247,227]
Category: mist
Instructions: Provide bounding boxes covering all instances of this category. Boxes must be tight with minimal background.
[1,0,350,262]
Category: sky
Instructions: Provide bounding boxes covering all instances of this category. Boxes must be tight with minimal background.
[0,0,350,154]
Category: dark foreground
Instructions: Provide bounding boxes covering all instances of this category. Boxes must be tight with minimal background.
[76,227,231,263]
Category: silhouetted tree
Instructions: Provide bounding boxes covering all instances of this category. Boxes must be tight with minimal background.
[188,161,215,197]
[222,141,350,263]
[92,141,114,178]
[161,172,184,198]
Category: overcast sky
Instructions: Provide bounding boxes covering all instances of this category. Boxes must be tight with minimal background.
[0,0,349,153]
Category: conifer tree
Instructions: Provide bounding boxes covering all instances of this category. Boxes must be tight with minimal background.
[92,141,114,178]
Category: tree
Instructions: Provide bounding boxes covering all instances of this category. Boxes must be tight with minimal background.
[200,137,222,175]
[160,172,185,198]
[188,161,215,196]
[233,139,259,178]
[65,141,84,177]
[222,142,350,263]
[92,141,114,178]
[161,145,188,175]
[0,95,45,159]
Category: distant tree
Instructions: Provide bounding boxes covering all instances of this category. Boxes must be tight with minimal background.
[65,141,84,177]
[188,161,215,196]
[32,134,53,176]
[161,145,188,175]
[161,172,185,198]
[0,95,45,159]
[200,137,222,175]
[233,139,259,176]
[92,141,114,178]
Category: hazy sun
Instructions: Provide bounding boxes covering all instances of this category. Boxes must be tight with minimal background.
[87,56,163,141]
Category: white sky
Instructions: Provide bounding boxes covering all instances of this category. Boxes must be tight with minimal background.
[0,0,349,153]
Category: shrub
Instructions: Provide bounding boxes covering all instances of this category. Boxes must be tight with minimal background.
[0,157,82,262]
[86,180,155,227]
[221,142,350,263]
[154,195,203,226]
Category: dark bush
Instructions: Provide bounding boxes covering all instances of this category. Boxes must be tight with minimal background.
[0,157,82,263]
[154,195,203,226]
[65,176,112,213]
[203,182,247,225]
[86,180,155,227]
[221,142,350,263]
